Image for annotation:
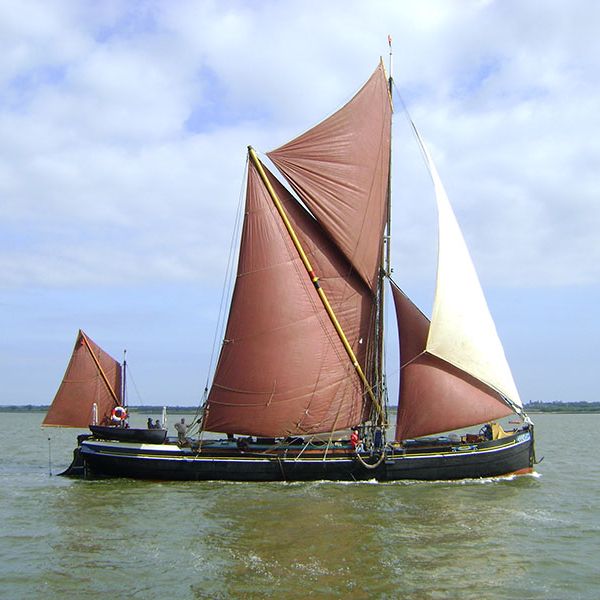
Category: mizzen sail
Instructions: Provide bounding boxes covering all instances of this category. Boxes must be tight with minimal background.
[43,330,122,428]
[393,126,522,440]
[392,283,514,441]
[267,61,392,290]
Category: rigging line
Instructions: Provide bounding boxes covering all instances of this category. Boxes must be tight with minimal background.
[390,79,435,179]
[294,436,316,461]
[500,393,532,423]
[203,158,249,393]
[399,350,428,371]
[322,371,359,460]
[123,364,144,404]
[184,404,203,437]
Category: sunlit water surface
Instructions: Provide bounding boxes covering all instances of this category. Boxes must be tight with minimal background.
[0,412,598,599]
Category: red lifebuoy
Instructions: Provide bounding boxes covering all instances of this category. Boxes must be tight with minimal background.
[111,406,128,422]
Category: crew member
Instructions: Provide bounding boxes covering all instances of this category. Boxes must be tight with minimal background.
[174,418,188,445]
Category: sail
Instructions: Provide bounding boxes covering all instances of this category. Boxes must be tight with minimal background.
[204,159,376,437]
[392,283,513,441]
[267,61,392,290]
[262,165,377,374]
[412,124,522,407]
[43,330,122,428]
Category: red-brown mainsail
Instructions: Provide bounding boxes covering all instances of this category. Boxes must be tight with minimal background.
[43,330,121,428]
[204,160,376,437]
[204,62,392,438]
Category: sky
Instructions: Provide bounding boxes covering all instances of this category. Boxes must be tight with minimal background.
[1,0,598,407]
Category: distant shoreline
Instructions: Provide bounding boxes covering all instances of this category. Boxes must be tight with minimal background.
[0,405,202,414]
[1,403,599,414]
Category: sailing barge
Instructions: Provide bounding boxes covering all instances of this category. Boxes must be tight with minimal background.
[45,61,535,481]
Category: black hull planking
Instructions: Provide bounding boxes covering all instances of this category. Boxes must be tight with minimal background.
[72,429,535,482]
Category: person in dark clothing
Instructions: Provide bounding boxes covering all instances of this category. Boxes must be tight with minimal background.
[480,423,493,441]
[374,427,383,449]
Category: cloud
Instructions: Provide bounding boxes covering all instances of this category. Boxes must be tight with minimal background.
[1,0,599,404]
[2,0,598,292]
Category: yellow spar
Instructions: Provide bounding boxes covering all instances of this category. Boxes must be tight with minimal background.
[247,146,385,426]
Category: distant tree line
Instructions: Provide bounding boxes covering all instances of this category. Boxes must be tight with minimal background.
[0,404,49,412]
[525,401,600,413]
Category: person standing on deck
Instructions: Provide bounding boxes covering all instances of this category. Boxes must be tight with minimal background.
[174,418,188,445]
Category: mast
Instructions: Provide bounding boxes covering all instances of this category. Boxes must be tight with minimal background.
[247,146,385,426]
[386,35,394,276]
[372,39,395,426]
[122,348,127,408]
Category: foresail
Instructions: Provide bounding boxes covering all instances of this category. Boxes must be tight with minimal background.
[412,125,522,408]
[391,283,514,441]
[43,330,122,428]
[205,160,375,437]
[267,61,392,291]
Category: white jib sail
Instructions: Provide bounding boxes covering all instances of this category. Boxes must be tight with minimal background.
[412,123,522,408]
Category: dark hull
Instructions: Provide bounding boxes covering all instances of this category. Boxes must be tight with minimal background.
[73,428,535,482]
[89,425,167,444]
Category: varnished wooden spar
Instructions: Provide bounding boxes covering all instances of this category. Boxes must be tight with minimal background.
[247,146,385,426]
[80,330,120,406]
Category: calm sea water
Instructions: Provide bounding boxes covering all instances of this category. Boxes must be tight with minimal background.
[0,412,598,600]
